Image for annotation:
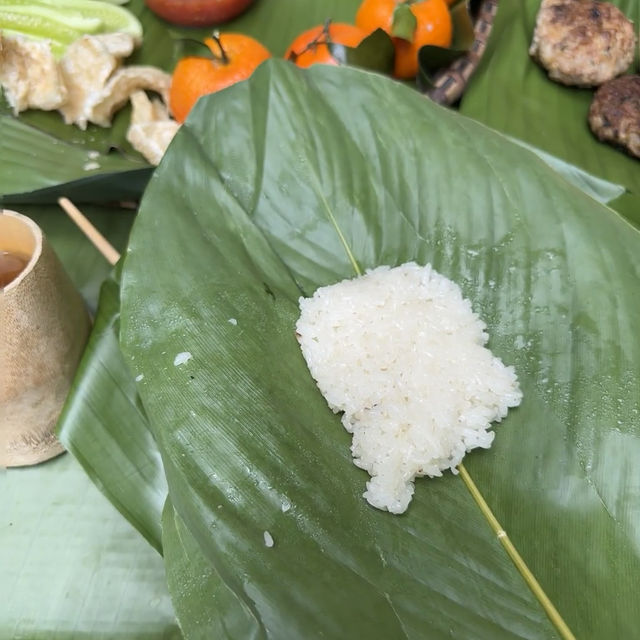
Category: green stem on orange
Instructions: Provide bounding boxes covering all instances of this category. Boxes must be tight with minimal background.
[211,30,229,65]
[320,17,332,42]
[288,18,337,64]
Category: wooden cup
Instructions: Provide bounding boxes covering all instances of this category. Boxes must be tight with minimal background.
[0,210,91,467]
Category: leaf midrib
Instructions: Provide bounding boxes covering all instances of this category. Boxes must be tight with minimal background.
[309,169,576,640]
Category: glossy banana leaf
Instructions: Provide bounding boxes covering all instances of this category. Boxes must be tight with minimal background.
[52,144,627,572]
[118,61,640,639]
[0,116,151,204]
[504,137,626,205]
[460,0,640,226]
[57,267,168,553]
[162,498,261,640]
[1,453,179,640]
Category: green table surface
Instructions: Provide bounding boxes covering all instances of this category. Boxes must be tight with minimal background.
[0,206,180,639]
[0,455,179,640]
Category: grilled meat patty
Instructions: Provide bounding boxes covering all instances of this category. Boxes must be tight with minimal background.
[529,0,636,87]
[588,74,640,158]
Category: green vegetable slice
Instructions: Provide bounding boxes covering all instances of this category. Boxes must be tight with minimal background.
[0,8,93,44]
[1,0,142,33]
[0,0,142,51]
[0,27,67,55]
[2,4,103,33]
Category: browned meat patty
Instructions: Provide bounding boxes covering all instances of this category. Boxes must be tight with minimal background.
[529,0,636,87]
[588,75,640,158]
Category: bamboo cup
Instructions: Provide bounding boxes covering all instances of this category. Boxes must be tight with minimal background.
[0,209,91,467]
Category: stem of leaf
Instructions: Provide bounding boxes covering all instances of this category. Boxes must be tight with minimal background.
[287,18,334,63]
[457,463,576,640]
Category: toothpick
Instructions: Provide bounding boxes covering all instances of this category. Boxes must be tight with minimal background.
[57,197,121,266]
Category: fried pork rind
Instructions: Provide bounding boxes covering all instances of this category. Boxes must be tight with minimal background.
[89,65,171,127]
[1,31,176,163]
[0,33,67,114]
[58,32,171,130]
[58,33,136,128]
[126,90,180,166]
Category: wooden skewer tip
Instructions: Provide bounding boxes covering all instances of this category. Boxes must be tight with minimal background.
[57,197,121,266]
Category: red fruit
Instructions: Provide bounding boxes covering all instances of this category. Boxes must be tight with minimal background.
[145,0,256,27]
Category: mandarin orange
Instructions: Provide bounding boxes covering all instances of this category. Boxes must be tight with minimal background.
[355,0,452,78]
[169,32,270,122]
[285,22,368,68]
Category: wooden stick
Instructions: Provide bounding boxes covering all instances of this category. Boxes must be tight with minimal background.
[57,197,121,266]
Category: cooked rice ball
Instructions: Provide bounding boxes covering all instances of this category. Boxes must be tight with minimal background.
[588,75,640,158]
[296,263,522,515]
[529,0,636,87]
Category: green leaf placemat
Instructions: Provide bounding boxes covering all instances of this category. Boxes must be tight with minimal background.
[0,455,179,640]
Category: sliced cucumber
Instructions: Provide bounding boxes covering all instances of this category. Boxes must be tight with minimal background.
[1,5,103,34]
[49,0,142,42]
[0,27,67,57]
[0,10,89,44]
[0,0,142,45]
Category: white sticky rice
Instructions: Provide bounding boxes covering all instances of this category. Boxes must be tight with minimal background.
[296,262,522,514]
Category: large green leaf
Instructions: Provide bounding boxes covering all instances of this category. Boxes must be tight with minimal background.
[162,498,264,640]
[0,454,179,640]
[460,0,640,225]
[119,61,640,638]
[0,116,150,203]
[57,267,168,553]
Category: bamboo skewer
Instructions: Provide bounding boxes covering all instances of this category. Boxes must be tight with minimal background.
[57,197,121,265]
